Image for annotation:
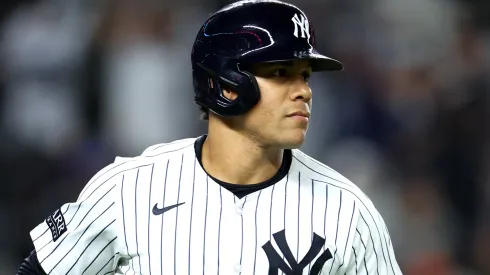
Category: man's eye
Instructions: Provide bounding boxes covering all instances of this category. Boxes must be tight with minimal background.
[272,69,288,77]
[302,71,311,82]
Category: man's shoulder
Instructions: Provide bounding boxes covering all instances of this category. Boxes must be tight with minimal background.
[292,149,356,187]
[112,137,197,171]
[292,149,376,211]
[77,137,197,201]
[140,137,198,157]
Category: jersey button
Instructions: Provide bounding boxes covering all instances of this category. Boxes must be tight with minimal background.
[234,264,242,273]
[235,205,243,215]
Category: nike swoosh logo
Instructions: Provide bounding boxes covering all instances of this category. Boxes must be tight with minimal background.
[152,202,185,216]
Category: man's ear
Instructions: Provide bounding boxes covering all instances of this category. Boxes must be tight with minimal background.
[209,78,238,100]
[222,88,238,100]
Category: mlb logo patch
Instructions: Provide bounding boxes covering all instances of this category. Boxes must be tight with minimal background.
[45,208,67,242]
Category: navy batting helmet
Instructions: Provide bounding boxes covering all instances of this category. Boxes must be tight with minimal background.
[191,0,343,117]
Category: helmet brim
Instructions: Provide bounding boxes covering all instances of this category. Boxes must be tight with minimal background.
[307,51,344,71]
[239,49,343,72]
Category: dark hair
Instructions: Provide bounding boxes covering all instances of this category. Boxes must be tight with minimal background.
[199,106,210,120]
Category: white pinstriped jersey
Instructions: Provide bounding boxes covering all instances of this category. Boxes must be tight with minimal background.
[30,137,403,275]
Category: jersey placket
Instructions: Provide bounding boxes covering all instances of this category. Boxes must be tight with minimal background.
[233,196,247,274]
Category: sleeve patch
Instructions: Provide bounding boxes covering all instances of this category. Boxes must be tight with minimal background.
[45,208,67,242]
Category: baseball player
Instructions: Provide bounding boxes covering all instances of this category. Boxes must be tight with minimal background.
[17,1,403,274]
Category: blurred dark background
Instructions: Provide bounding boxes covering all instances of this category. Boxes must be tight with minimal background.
[0,0,488,274]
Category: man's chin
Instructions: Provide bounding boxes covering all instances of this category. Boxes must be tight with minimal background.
[280,134,307,149]
[282,144,303,150]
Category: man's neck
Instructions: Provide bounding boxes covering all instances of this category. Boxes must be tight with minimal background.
[201,128,284,185]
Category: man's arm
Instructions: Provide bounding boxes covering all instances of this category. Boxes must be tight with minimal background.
[345,205,403,275]
[18,170,125,275]
[17,250,47,275]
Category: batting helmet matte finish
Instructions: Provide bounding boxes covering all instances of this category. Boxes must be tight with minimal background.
[191,0,343,117]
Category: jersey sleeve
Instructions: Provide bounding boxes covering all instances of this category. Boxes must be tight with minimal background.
[29,171,126,275]
[345,204,403,275]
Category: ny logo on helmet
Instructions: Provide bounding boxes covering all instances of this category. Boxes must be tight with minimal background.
[291,13,310,40]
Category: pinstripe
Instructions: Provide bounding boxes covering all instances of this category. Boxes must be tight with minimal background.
[379,214,395,274]
[47,203,115,273]
[79,140,192,200]
[269,183,275,240]
[357,230,369,275]
[79,158,157,200]
[217,186,222,274]
[147,164,155,275]
[37,165,149,263]
[38,170,129,254]
[203,176,209,274]
[188,158,197,274]
[121,175,130,263]
[283,174,288,271]
[360,213,379,274]
[309,179,314,273]
[134,169,142,273]
[293,156,351,186]
[335,202,356,273]
[297,151,336,172]
[149,144,194,157]
[284,174,288,231]
[64,220,116,274]
[269,179,276,271]
[160,160,170,275]
[40,185,116,264]
[253,190,262,275]
[79,162,129,199]
[352,247,358,274]
[313,179,390,273]
[81,237,118,275]
[297,171,301,261]
[147,139,193,152]
[174,153,185,274]
[32,205,70,243]
[35,235,55,253]
[239,197,247,268]
[80,164,151,204]
[95,253,119,275]
[328,191,343,274]
[323,184,328,250]
[384,223,397,272]
[38,189,97,252]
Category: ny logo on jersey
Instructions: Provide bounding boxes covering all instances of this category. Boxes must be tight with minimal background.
[291,13,310,40]
[262,230,332,275]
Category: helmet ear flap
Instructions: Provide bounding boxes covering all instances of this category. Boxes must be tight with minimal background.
[207,77,229,102]
[240,70,260,98]
[217,67,261,115]
[193,61,261,116]
[212,76,235,104]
